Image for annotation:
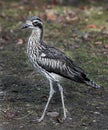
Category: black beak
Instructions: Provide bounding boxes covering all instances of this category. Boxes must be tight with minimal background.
[21,23,29,29]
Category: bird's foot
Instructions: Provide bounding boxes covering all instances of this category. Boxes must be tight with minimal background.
[63,108,67,120]
[57,116,66,123]
[37,116,44,122]
[62,115,66,121]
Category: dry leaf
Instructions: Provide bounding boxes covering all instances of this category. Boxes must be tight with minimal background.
[45,9,57,21]
[17,38,24,45]
[2,34,10,41]
[104,44,108,49]
[94,41,102,45]
[99,26,105,30]
[57,117,64,123]
[87,24,97,29]
[2,110,18,119]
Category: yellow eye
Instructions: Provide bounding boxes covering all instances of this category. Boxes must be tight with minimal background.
[33,21,38,26]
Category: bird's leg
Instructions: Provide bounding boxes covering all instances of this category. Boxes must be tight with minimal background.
[57,83,66,120]
[38,80,55,122]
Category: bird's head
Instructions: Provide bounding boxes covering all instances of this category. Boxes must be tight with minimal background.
[21,16,43,30]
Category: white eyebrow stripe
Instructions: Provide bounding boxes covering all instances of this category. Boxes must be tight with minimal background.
[32,20,43,25]
[32,20,39,22]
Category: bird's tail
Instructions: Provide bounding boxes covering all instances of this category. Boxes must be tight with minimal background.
[85,80,100,88]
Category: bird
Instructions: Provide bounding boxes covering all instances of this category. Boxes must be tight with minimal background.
[21,16,100,122]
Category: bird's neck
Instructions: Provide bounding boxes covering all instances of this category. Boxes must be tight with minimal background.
[27,28,44,55]
[31,27,43,42]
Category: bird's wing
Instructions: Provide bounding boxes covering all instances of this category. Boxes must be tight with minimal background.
[37,46,87,82]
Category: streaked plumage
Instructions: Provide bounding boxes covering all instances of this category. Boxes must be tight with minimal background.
[22,16,100,122]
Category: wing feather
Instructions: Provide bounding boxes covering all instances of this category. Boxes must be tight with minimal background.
[37,46,87,83]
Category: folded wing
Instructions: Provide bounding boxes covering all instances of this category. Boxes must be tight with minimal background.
[37,46,90,83]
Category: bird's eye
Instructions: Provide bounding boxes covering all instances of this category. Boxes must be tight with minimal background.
[33,21,38,26]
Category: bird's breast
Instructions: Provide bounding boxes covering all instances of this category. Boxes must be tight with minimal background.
[27,40,39,67]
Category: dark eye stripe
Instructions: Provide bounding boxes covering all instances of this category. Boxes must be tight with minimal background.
[32,22,43,29]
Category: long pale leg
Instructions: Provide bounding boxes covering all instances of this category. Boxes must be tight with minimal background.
[38,80,55,122]
[57,83,66,120]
